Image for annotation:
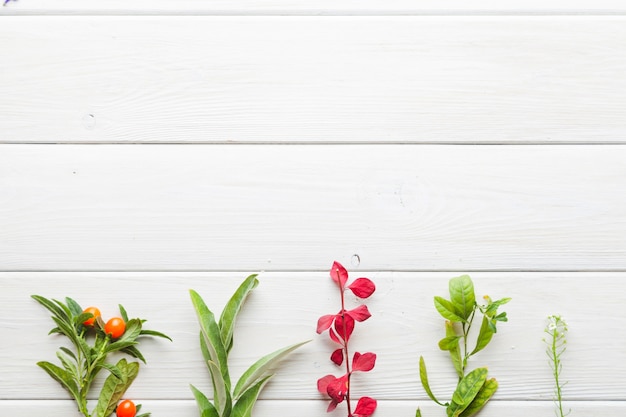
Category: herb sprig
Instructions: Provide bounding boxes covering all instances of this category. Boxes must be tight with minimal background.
[544,315,569,417]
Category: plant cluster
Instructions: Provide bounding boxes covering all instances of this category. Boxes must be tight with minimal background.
[189,274,309,417]
[32,295,171,417]
[544,315,569,417]
[417,275,510,417]
[316,261,377,417]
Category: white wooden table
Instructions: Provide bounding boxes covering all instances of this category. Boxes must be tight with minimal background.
[1,2,625,416]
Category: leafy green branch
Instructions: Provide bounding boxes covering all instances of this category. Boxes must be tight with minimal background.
[417,275,510,417]
[189,274,310,417]
[32,295,171,417]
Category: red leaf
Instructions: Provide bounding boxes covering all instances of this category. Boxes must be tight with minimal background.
[354,396,377,417]
[346,305,371,322]
[329,327,341,344]
[317,375,336,394]
[330,261,349,288]
[352,351,376,372]
[348,278,376,298]
[326,399,340,412]
[317,314,335,334]
[330,348,344,366]
[327,374,348,402]
[334,313,355,342]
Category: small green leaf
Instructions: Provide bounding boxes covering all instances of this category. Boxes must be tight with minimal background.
[438,336,461,351]
[65,297,83,317]
[97,362,124,380]
[231,376,272,417]
[470,316,494,356]
[449,275,476,320]
[190,289,231,391]
[219,275,259,354]
[233,340,309,399]
[449,367,488,415]
[139,329,172,341]
[419,356,445,406]
[37,361,80,401]
[32,295,68,321]
[106,319,142,353]
[56,350,79,378]
[121,345,147,363]
[119,304,129,322]
[445,321,463,378]
[416,408,422,417]
[459,378,498,417]
[95,359,139,417]
[59,347,77,361]
[190,384,219,417]
[434,297,465,322]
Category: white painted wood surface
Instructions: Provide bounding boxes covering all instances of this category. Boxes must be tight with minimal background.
[1,5,625,417]
[2,18,626,143]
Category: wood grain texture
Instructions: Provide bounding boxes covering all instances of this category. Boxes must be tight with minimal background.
[0,400,623,417]
[1,0,625,15]
[1,17,626,143]
[2,144,626,271]
[2,272,624,400]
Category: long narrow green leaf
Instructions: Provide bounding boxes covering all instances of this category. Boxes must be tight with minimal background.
[37,361,80,401]
[459,378,498,417]
[65,297,83,317]
[231,376,271,417]
[94,359,139,417]
[97,362,124,380]
[233,340,309,399]
[190,384,219,417]
[434,297,464,323]
[418,356,444,406]
[190,289,231,391]
[449,275,475,320]
[56,351,79,379]
[416,408,423,417]
[470,316,494,356]
[449,367,488,416]
[219,275,259,354]
[31,295,69,322]
[207,360,232,417]
[139,329,172,341]
[121,345,147,363]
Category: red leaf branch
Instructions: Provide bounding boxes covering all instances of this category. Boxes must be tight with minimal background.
[316,261,377,417]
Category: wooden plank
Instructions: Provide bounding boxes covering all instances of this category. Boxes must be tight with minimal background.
[2,144,626,271]
[0,400,622,417]
[1,0,625,15]
[2,272,624,400]
[1,17,626,143]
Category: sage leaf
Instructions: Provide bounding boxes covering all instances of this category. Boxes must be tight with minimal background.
[37,361,80,401]
[219,275,259,354]
[207,360,232,417]
[434,297,464,323]
[231,376,271,417]
[459,378,498,417]
[470,316,494,356]
[449,275,475,320]
[233,340,310,399]
[191,384,219,417]
[190,289,231,391]
[419,356,444,406]
[449,367,488,416]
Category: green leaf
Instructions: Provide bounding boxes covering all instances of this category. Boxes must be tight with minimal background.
[449,367,488,416]
[121,345,147,363]
[190,289,231,391]
[471,316,494,356]
[231,376,272,417]
[59,347,77,361]
[94,359,139,417]
[448,275,476,320]
[65,297,83,317]
[56,350,79,379]
[207,360,232,417]
[233,340,309,399]
[74,312,94,326]
[459,378,498,417]
[37,361,80,401]
[416,408,422,417]
[97,362,124,380]
[190,384,219,417]
[106,319,142,353]
[31,295,69,323]
[445,321,463,378]
[139,329,172,341]
[438,336,461,352]
[419,356,445,406]
[119,304,129,322]
[434,297,464,322]
[219,275,259,353]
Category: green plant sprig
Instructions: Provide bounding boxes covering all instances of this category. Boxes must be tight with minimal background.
[417,275,510,417]
[189,274,310,417]
[32,295,171,417]
[544,315,570,417]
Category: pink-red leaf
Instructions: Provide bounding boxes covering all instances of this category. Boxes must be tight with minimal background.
[354,396,377,417]
[334,314,355,342]
[317,375,336,395]
[317,314,335,334]
[330,348,344,366]
[330,261,349,288]
[346,305,371,322]
[352,351,377,372]
[327,374,348,402]
[348,278,376,298]
[329,327,341,344]
[326,399,340,412]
